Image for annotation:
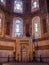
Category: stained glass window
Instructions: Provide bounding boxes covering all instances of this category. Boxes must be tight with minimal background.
[13,18,23,37]
[32,16,41,38]
[14,0,23,13]
[31,0,39,12]
[0,0,5,5]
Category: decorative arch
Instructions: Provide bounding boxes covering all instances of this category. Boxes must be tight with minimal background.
[32,16,41,38]
[12,17,23,37]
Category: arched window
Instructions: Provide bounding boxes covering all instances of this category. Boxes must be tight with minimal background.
[12,18,23,37]
[14,0,23,13]
[31,0,39,12]
[32,16,41,38]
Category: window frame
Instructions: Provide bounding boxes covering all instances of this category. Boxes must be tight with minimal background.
[12,17,23,38]
[31,0,39,12]
[14,0,23,13]
[32,16,41,38]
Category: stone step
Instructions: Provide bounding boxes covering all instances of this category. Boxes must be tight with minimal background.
[3,62,48,65]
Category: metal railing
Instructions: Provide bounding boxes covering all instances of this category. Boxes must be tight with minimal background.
[0,57,15,63]
[32,57,49,63]
[0,57,49,63]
